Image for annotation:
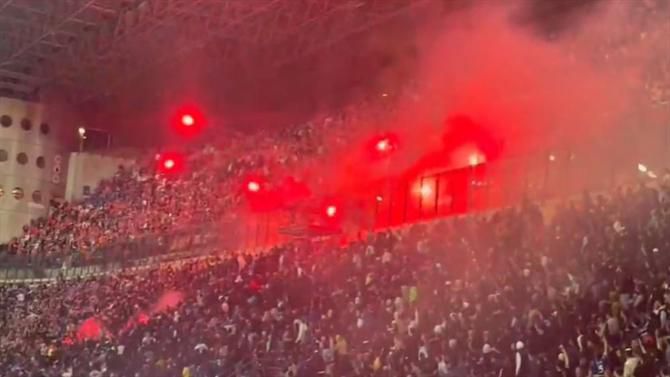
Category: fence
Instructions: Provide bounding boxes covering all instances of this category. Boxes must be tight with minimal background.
[0,221,236,281]
[370,121,670,227]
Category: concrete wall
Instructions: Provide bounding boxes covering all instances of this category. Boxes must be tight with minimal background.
[0,97,69,243]
[65,152,135,202]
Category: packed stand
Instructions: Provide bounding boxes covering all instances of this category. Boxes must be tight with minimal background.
[0,110,360,266]
[0,81,402,267]
[5,0,669,266]
[2,179,670,376]
[2,158,223,267]
[584,0,670,107]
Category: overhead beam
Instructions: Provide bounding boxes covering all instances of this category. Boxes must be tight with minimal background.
[0,0,98,66]
[0,68,42,82]
[0,0,14,13]
[68,0,415,103]
[13,3,98,27]
[34,0,208,84]
[257,0,428,68]
[67,0,287,103]
[0,0,429,103]
[0,80,33,93]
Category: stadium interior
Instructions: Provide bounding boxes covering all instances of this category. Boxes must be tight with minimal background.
[1,0,670,376]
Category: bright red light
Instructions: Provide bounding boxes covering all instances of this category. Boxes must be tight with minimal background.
[420,185,432,198]
[156,152,184,174]
[326,205,337,218]
[369,133,398,159]
[468,153,482,167]
[181,114,195,127]
[376,138,391,152]
[173,106,205,137]
[163,159,175,170]
[247,181,261,193]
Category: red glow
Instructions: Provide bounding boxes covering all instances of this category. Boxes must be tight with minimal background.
[376,138,391,152]
[442,115,502,165]
[369,133,399,159]
[181,114,195,127]
[247,181,261,193]
[152,291,184,313]
[468,153,482,167]
[138,312,150,325]
[77,317,105,342]
[164,159,175,170]
[244,175,313,213]
[280,176,311,206]
[419,185,432,198]
[243,176,266,195]
[173,105,206,137]
[326,205,337,218]
[156,152,184,174]
[242,176,274,212]
[411,179,437,201]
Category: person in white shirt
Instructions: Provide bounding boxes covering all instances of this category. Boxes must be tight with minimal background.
[294,318,308,344]
[514,341,528,377]
[194,342,209,353]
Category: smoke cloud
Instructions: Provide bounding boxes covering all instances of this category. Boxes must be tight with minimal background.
[307,0,669,200]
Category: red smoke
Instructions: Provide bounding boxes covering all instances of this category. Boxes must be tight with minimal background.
[77,317,106,341]
[119,290,185,335]
[152,290,184,313]
[290,1,639,222]
[239,0,668,238]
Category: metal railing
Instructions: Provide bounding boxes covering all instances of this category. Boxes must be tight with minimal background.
[371,122,670,227]
[0,222,236,281]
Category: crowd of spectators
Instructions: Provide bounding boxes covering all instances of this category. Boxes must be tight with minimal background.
[586,0,670,107]
[3,158,223,266]
[2,3,670,375]
[0,83,395,267]
[3,0,669,266]
[0,111,349,266]
[3,177,670,377]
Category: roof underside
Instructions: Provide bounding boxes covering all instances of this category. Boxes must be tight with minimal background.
[0,0,427,104]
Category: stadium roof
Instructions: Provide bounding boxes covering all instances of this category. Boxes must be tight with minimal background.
[0,0,427,103]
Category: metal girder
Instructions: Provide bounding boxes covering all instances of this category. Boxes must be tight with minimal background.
[41,0,252,94]
[64,0,291,103]
[0,68,41,82]
[0,79,31,92]
[0,0,124,95]
[252,0,430,69]
[0,0,99,64]
[0,0,429,102]
[69,0,423,102]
